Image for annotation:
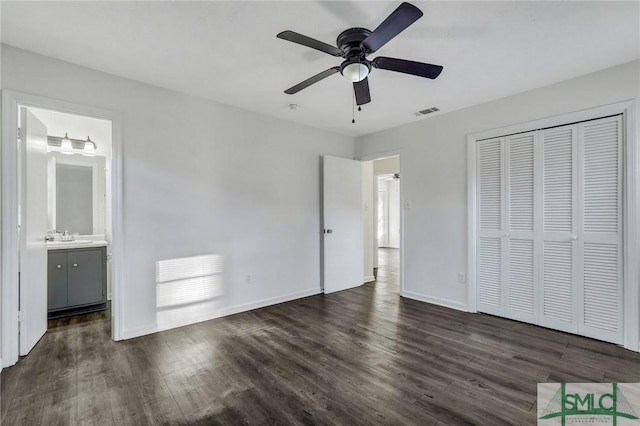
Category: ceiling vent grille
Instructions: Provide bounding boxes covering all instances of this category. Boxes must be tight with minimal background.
[414,107,440,117]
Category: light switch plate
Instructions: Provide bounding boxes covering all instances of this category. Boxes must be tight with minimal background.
[404,200,412,210]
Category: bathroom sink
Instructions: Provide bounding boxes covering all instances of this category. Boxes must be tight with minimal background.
[47,239,94,247]
[46,238,108,251]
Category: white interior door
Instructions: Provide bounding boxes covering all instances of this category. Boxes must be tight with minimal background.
[505,132,538,324]
[476,137,505,316]
[539,124,579,334]
[577,116,623,344]
[323,155,363,294]
[19,107,49,355]
[475,116,623,345]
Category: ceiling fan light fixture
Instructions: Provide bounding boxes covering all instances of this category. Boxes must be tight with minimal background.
[341,62,369,82]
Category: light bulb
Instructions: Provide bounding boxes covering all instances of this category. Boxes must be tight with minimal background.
[341,63,369,82]
[60,133,74,155]
[82,137,96,157]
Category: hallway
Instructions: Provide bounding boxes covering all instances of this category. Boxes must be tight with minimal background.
[375,247,399,293]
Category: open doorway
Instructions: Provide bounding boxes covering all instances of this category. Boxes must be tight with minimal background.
[21,107,113,347]
[29,108,113,334]
[375,172,400,293]
[361,154,402,295]
[372,156,400,293]
[2,91,122,367]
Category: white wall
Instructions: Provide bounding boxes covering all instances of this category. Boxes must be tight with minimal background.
[2,45,355,339]
[362,161,374,282]
[376,179,400,248]
[356,60,640,312]
[377,180,389,247]
[373,156,399,175]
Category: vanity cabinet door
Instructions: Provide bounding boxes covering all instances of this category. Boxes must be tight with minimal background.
[67,249,104,307]
[48,252,68,310]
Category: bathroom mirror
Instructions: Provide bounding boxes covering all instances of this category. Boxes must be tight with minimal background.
[57,164,93,234]
[48,154,106,236]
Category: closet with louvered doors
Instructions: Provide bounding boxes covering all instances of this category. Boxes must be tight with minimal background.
[475,115,623,345]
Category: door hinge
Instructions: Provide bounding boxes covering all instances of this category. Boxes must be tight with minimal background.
[18,311,23,335]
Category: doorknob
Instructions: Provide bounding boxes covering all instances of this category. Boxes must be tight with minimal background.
[326,229,333,234]
[72,263,78,267]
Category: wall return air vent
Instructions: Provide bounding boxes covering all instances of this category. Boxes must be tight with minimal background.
[414,107,440,117]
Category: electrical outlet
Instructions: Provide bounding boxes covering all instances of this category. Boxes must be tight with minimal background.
[458,272,466,284]
[404,200,412,210]
[246,275,252,284]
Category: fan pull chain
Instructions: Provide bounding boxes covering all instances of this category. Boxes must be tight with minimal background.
[357,57,362,112]
[352,83,356,124]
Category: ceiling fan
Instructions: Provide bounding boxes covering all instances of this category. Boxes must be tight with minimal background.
[277,2,443,107]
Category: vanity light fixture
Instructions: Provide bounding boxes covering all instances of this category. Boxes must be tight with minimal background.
[47,134,98,156]
[82,136,96,157]
[60,132,74,155]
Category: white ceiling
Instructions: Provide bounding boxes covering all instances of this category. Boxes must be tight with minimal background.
[2,1,638,137]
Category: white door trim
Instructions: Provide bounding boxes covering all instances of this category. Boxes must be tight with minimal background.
[360,149,404,295]
[1,90,124,367]
[467,99,639,351]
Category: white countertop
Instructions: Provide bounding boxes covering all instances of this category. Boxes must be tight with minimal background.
[46,240,109,251]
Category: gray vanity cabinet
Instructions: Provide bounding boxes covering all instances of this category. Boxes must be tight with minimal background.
[48,246,107,315]
[48,252,68,310]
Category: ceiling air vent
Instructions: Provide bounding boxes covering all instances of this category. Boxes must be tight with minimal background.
[414,107,440,117]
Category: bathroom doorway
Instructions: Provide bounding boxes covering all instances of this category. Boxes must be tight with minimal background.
[29,108,113,330]
[1,91,123,367]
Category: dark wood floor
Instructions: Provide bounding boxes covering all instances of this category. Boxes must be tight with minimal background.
[2,247,640,425]
[48,302,111,330]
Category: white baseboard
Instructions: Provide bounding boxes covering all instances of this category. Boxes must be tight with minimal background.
[400,290,468,312]
[122,287,321,340]
[363,275,375,283]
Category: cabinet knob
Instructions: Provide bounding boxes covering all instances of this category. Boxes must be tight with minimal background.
[56,264,63,269]
[72,263,78,267]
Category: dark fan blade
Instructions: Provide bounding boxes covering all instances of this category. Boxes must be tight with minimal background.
[277,31,343,57]
[372,57,443,79]
[284,67,340,94]
[353,78,371,106]
[361,2,423,53]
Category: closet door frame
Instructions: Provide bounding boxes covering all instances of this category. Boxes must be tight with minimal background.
[467,100,638,352]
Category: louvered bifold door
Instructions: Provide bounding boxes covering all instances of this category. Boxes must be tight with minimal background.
[477,137,506,316]
[577,116,623,344]
[539,124,579,334]
[505,132,538,323]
